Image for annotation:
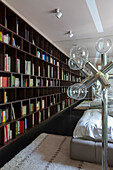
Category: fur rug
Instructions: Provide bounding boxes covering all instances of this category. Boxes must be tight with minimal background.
[1,133,113,170]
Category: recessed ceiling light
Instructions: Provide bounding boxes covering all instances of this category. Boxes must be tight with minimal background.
[56,8,62,19]
[86,0,104,33]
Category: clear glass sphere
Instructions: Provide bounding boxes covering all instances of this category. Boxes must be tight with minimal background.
[70,45,89,63]
[70,83,87,100]
[68,58,82,70]
[67,85,75,98]
[95,38,112,54]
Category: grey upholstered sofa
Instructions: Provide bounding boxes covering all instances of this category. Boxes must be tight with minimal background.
[70,138,113,166]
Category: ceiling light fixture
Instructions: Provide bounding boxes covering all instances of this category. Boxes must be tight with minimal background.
[69,31,74,38]
[56,8,62,19]
[86,0,104,33]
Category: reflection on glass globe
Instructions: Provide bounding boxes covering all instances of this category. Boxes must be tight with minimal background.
[68,58,82,70]
[95,38,112,54]
[70,83,87,100]
[67,85,75,98]
[70,44,89,63]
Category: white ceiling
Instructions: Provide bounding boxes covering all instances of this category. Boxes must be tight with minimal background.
[2,0,113,64]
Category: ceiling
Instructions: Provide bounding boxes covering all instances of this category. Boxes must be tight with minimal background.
[2,0,113,65]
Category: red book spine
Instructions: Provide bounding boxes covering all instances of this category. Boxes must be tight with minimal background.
[2,77,8,87]
[6,125,9,141]
[19,121,24,134]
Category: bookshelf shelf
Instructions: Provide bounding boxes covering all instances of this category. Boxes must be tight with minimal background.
[0,1,81,148]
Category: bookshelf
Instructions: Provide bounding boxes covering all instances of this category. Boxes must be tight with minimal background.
[0,1,82,148]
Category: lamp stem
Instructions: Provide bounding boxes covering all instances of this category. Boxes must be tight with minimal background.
[101,53,108,170]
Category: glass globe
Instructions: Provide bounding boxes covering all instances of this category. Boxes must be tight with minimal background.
[67,85,75,98]
[68,58,82,70]
[95,38,112,54]
[70,44,89,62]
[70,83,87,100]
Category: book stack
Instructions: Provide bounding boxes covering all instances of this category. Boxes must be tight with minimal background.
[46,79,50,86]
[57,105,60,112]
[25,29,29,41]
[57,67,60,79]
[0,31,3,41]
[36,101,40,111]
[25,118,27,130]
[16,120,24,135]
[39,111,41,123]
[46,56,50,62]
[48,107,50,117]
[36,78,40,86]
[11,76,20,87]
[30,103,34,112]
[25,60,31,74]
[5,54,11,72]
[32,114,34,126]
[37,51,40,58]
[0,108,9,123]
[22,105,27,116]
[23,78,29,87]
[42,99,45,109]
[48,65,50,78]
[62,101,65,109]
[42,54,46,60]
[4,124,12,143]
[30,78,33,87]
[38,66,40,76]
[51,67,53,78]
[4,91,8,103]
[16,58,20,73]
[50,57,53,64]
[12,106,16,120]
[0,77,10,87]
[3,34,10,44]
[32,63,34,75]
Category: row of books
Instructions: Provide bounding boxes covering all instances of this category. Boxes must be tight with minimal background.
[16,58,20,73]
[12,76,20,87]
[30,103,34,112]
[4,124,12,143]
[16,120,25,135]
[0,77,10,87]
[12,38,20,49]
[36,50,60,67]
[22,105,27,116]
[0,32,10,44]
[0,107,9,123]
[5,54,11,72]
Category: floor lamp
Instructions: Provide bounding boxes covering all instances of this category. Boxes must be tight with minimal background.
[67,38,113,170]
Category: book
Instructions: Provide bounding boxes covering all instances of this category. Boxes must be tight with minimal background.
[36,101,40,110]
[19,121,24,134]
[12,106,16,120]
[37,51,40,58]
[42,99,45,109]
[16,20,19,35]
[4,91,7,103]
[46,56,50,62]
[32,63,34,75]
[0,31,3,41]
[32,114,34,126]
[36,78,40,86]
[2,77,8,87]
[25,118,27,130]
[38,66,40,76]
[48,65,50,77]
[39,111,41,123]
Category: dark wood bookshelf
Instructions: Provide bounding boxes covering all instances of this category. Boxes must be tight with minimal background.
[0,1,81,148]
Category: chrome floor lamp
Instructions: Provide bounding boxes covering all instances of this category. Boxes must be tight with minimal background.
[67,38,113,170]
